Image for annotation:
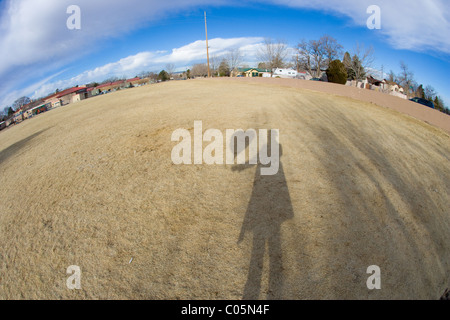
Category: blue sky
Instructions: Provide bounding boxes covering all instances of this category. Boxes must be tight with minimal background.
[0,0,449,109]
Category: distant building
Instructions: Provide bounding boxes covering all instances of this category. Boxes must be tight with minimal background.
[44,93,62,109]
[87,87,100,97]
[125,77,142,87]
[13,110,24,124]
[101,80,125,91]
[237,68,271,78]
[23,108,33,119]
[382,80,404,93]
[273,68,298,78]
[5,118,14,127]
[56,86,88,105]
[367,75,383,87]
[309,68,328,80]
[296,70,312,80]
[23,103,50,119]
[86,77,145,96]
[346,77,407,99]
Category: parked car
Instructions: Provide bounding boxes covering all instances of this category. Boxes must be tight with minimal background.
[310,78,321,81]
[409,97,435,109]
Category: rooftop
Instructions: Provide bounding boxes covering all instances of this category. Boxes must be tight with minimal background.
[238,68,271,73]
[56,86,87,98]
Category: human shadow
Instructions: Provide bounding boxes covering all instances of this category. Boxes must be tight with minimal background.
[0,128,49,165]
[232,132,294,300]
[291,101,450,298]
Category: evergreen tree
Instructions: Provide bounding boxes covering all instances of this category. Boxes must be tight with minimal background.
[416,84,425,99]
[326,60,348,84]
[351,55,365,81]
[342,52,353,79]
[7,107,15,117]
[434,96,441,111]
[218,59,230,77]
[158,70,170,82]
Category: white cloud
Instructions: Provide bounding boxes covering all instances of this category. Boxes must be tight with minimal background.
[268,0,450,53]
[0,0,230,106]
[0,70,66,109]
[0,0,229,75]
[26,37,264,101]
[1,0,448,67]
[154,37,264,63]
[1,0,447,78]
[1,0,449,106]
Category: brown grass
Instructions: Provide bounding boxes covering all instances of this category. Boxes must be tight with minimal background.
[0,79,449,299]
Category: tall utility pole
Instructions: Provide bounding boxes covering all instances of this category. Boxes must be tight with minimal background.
[204,11,211,77]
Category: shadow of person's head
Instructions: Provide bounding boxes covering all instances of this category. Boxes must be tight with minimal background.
[229,130,255,159]
[230,129,282,173]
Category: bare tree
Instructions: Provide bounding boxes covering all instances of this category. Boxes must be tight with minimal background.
[209,55,220,77]
[218,59,230,77]
[101,76,120,84]
[300,39,327,78]
[258,62,268,69]
[165,63,175,78]
[12,96,31,111]
[297,41,313,76]
[322,35,343,65]
[424,85,436,100]
[297,39,327,78]
[398,61,415,97]
[146,72,158,82]
[191,63,209,78]
[387,70,397,82]
[347,43,374,83]
[296,35,343,78]
[226,48,242,76]
[257,38,289,76]
[138,70,153,79]
[410,80,419,95]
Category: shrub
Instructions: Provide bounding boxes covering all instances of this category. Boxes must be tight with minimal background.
[326,60,348,85]
[158,70,170,82]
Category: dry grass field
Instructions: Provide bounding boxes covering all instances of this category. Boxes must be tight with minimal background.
[0,78,449,299]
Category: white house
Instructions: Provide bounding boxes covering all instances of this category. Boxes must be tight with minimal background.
[382,80,404,93]
[273,68,298,78]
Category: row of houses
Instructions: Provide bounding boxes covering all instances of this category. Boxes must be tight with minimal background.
[347,76,407,99]
[87,77,144,96]
[1,77,150,131]
[234,67,314,79]
[1,70,409,131]
[234,67,408,99]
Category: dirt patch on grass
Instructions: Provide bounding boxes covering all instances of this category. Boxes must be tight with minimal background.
[0,79,449,299]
